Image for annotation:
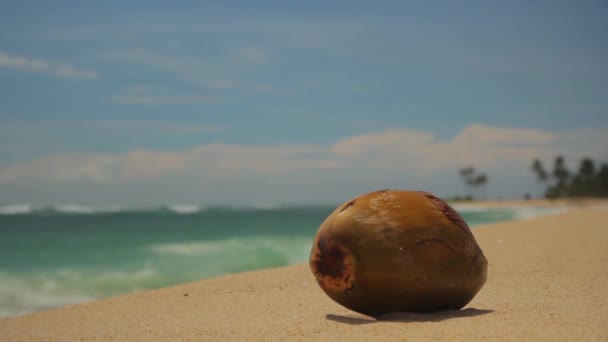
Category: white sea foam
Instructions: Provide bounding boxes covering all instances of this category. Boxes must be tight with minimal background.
[0,204,33,215]
[510,206,568,220]
[166,204,202,214]
[453,204,568,219]
[149,237,312,280]
[96,266,159,281]
[451,204,491,213]
[150,241,224,256]
[150,236,311,265]
[0,272,97,318]
[251,202,279,210]
[52,204,124,214]
[0,265,164,318]
[0,292,96,318]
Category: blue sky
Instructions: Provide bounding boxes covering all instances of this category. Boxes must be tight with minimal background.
[1,1,607,205]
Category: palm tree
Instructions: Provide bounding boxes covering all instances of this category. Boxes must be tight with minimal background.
[533,155,608,198]
[570,157,596,196]
[459,166,475,199]
[530,158,548,198]
[472,174,488,199]
[599,163,608,196]
[553,155,570,197]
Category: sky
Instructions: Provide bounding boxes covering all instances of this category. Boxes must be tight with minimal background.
[0,1,607,206]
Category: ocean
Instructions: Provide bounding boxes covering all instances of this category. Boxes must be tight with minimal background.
[0,203,563,318]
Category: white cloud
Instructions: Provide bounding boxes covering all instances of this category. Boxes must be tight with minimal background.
[0,119,227,138]
[0,52,48,70]
[179,76,241,90]
[0,144,334,183]
[331,129,434,158]
[206,79,240,89]
[1,124,606,200]
[110,94,223,105]
[54,65,99,79]
[0,52,99,79]
[0,154,115,183]
[125,84,175,93]
[250,85,294,96]
[332,124,605,176]
[110,82,225,105]
[101,48,291,97]
[179,76,294,96]
[0,119,228,163]
[451,124,554,146]
[116,150,186,181]
[240,47,269,63]
[80,120,227,134]
[186,143,338,177]
[99,49,207,72]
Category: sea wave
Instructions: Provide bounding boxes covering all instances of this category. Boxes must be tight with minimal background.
[150,236,312,269]
[0,272,97,318]
[453,203,567,217]
[453,205,568,227]
[52,204,125,214]
[451,204,492,213]
[0,265,162,318]
[0,202,568,221]
[165,204,203,214]
[0,203,330,216]
[251,202,279,210]
[510,206,568,220]
[0,203,204,215]
[0,234,311,318]
[0,204,33,215]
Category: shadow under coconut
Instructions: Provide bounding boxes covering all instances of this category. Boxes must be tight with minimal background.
[326,308,493,325]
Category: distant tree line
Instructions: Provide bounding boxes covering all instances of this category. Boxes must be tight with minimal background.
[456,166,488,200]
[531,155,608,198]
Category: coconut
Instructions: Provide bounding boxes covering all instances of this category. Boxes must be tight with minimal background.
[309,189,487,317]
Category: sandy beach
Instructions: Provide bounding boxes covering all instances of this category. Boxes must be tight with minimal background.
[1,204,607,341]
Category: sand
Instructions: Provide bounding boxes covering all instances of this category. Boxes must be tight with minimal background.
[1,205,607,341]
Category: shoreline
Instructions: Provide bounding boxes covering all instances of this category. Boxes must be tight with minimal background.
[453,197,608,208]
[1,203,607,340]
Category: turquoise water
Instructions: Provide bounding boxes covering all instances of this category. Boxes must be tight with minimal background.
[0,204,560,317]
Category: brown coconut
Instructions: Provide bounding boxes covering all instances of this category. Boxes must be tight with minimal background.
[309,189,487,317]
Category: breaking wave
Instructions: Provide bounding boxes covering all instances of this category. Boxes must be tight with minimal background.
[52,204,125,214]
[0,204,33,215]
[0,266,159,318]
[165,204,203,214]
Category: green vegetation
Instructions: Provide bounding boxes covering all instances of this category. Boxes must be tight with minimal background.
[531,156,608,198]
[458,166,488,200]
[451,155,607,201]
